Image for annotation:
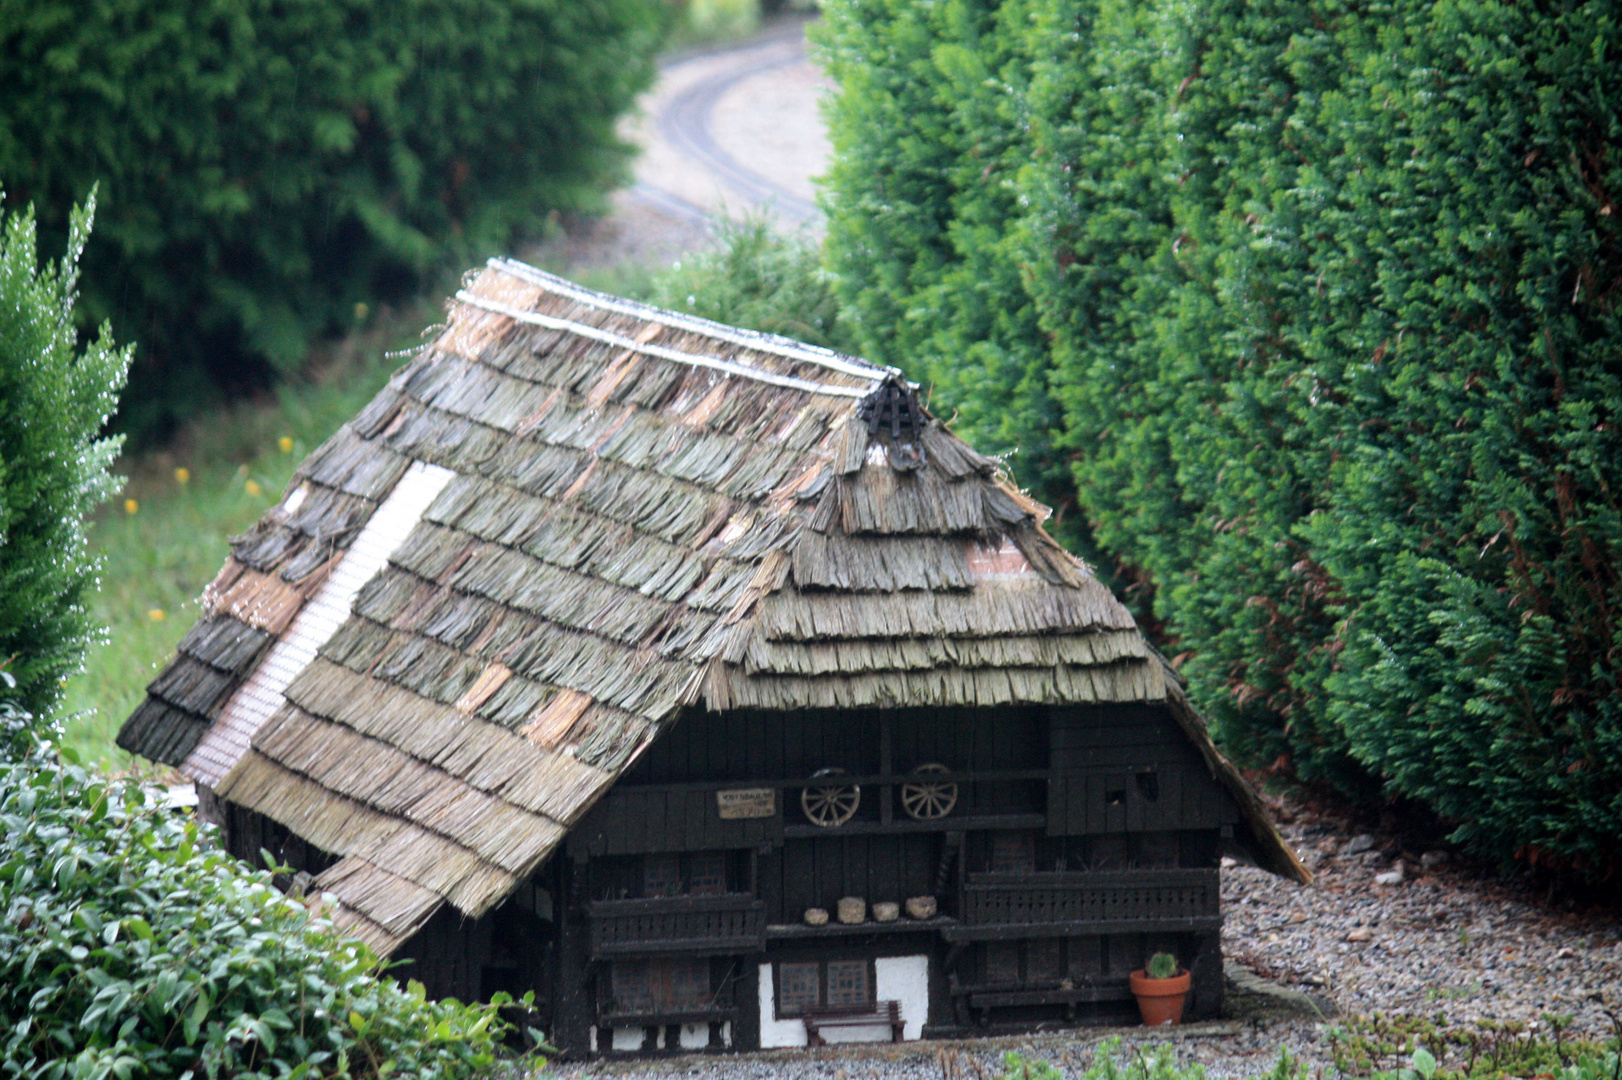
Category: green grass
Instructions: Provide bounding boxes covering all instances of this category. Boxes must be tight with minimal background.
[60,302,441,769]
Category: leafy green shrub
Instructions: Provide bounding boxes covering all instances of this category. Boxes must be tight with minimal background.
[0,193,130,738]
[0,0,663,437]
[817,0,1622,876]
[644,215,852,351]
[0,745,525,1078]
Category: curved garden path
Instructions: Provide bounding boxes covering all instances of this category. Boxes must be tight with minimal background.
[528,15,830,274]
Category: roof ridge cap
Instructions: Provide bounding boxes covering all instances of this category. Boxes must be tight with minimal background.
[455,290,873,399]
[488,257,900,383]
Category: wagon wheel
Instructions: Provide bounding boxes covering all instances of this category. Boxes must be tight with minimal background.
[801,768,861,827]
[900,762,958,820]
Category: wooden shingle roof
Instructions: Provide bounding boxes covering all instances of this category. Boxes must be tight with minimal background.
[119,259,1306,955]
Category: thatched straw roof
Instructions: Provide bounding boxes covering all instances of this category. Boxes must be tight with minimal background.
[119,259,1307,955]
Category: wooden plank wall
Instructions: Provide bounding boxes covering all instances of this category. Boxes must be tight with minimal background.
[970,931,1190,984]
[1046,705,1240,835]
[390,905,497,1003]
[760,833,940,924]
[569,788,781,856]
[223,801,337,878]
[624,706,1046,786]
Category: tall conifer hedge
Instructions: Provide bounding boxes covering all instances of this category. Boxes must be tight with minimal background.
[0,193,130,736]
[818,0,1622,876]
[1,0,662,435]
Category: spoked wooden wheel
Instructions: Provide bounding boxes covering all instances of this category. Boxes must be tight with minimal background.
[801,767,861,827]
[900,763,958,820]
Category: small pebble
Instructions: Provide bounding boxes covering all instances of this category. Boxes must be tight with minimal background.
[1343,833,1379,855]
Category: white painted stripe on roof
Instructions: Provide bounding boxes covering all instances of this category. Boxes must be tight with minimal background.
[183,461,457,788]
[487,257,900,382]
[454,290,877,399]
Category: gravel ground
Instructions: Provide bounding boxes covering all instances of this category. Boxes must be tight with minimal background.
[1220,794,1622,1040]
[555,794,1622,1079]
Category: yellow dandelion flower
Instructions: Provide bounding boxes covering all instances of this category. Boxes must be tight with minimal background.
[175,467,191,485]
[124,498,139,515]
[279,435,294,453]
[245,479,263,497]
[147,609,166,622]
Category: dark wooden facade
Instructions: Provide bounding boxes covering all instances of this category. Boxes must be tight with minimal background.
[222,700,1238,1054]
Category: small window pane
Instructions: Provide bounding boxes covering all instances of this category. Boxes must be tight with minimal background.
[613,960,653,1011]
[665,958,710,1008]
[643,854,681,897]
[826,960,870,1007]
[688,852,727,895]
[778,962,820,1016]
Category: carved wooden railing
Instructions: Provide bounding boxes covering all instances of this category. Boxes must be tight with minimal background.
[588,894,766,957]
[948,868,1219,939]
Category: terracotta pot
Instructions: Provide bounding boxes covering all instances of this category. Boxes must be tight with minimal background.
[837,896,867,924]
[804,907,829,926]
[872,902,900,923]
[1129,969,1191,1026]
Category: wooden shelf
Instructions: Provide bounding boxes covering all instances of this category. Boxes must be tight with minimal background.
[765,916,959,940]
[593,936,766,957]
[942,915,1220,941]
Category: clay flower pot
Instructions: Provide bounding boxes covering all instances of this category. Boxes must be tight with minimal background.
[1129,968,1191,1026]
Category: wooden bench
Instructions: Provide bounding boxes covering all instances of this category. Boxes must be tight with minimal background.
[802,1001,904,1045]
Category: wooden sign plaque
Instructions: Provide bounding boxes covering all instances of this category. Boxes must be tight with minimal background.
[715,787,776,819]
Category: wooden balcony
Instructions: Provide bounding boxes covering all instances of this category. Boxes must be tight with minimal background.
[944,868,1220,940]
[588,894,766,958]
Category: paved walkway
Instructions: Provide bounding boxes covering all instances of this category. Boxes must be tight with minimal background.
[526,16,830,276]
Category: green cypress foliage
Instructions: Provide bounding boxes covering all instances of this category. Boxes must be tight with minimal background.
[0,0,662,436]
[819,0,1622,874]
[816,0,1072,509]
[1298,0,1622,872]
[0,193,131,741]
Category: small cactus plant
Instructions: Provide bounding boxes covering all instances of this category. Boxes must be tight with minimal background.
[1146,952,1180,980]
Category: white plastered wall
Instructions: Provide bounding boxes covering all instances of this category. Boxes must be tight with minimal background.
[757,955,929,1048]
[596,1022,729,1052]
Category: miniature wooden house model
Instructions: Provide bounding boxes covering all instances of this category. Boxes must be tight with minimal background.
[120,261,1309,1056]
